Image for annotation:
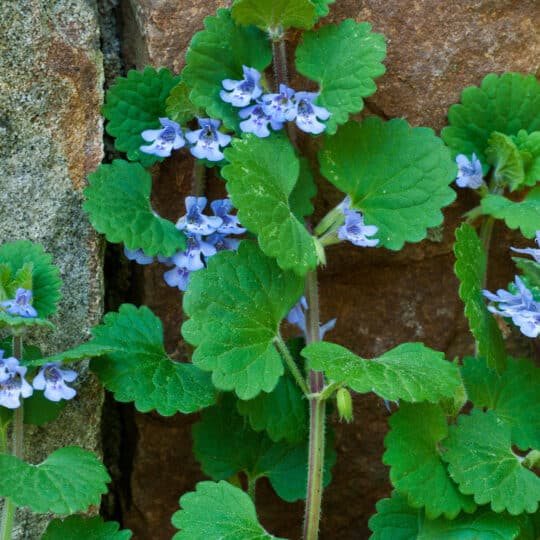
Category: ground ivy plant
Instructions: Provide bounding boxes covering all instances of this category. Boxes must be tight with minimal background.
[64,2,538,539]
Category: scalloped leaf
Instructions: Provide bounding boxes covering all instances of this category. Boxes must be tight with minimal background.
[232,0,316,30]
[222,135,317,275]
[102,67,180,167]
[481,187,540,239]
[0,241,61,321]
[42,516,132,540]
[84,160,186,257]
[444,409,540,515]
[290,157,317,221]
[369,492,522,540]
[454,223,507,372]
[172,481,284,540]
[485,132,525,191]
[182,9,272,131]
[384,402,476,519]
[310,0,335,17]
[25,341,115,368]
[295,20,386,134]
[165,81,201,125]
[302,341,460,402]
[90,304,215,416]
[182,241,304,400]
[442,73,540,165]
[0,446,109,514]
[513,130,540,186]
[461,356,540,450]
[319,118,456,250]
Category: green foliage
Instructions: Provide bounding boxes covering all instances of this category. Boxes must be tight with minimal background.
[369,493,524,540]
[24,340,115,367]
[182,9,272,130]
[102,67,180,167]
[172,480,284,540]
[182,241,304,400]
[461,356,540,450]
[0,240,62,324]
[290,157,317,221]
[0,447,109,514]
[193,395,334,502]
[296,20,386,134]
[23,391,67,426]
[481,188,540,239]
[237,373,307,443]
[319,118,456,249]
[442,73,540,165]
[232,0,316,31]
[302,341,461,402]
[84,160,186,257]
[512,130,540,186]
[165,81,200,125]
[485,132,526,191]
[384,402,476,519]
[42,516,132,540]
[443,409,540,515]
[514,257,540,288]
[90,304,215,416]
[310,0,335,17]
[454,223,507,371]
[222,135,317,275]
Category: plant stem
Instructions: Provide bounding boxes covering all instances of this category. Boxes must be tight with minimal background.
[274,336,310,396]
[0,336,24,540]
[192,160,206,197]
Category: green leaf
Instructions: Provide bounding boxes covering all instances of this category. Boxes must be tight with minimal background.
[290,157,317,221]
[512,130,540,186]
[237,373,307,443]
[296,20,386,134]
[165,81,201,125]
[23,391,67,426]
[369,492,523,540]
[182,9,272,131]
[232,0,316,30]
[182,241,305,399]
[0,241,61,321]
[481,188,540,239]
[84,160,186,257]
[42,516,132,540]
[442,73,540,165]
[319,118,456,250]
[461,356,540,450]
[310,0,335,17]
[222,135,317,275]
[172,480,284,540]
[24,340,116,367]
[0,446,110,514]
[303,341,460,402]
[102,67,180,167]
[90,304,215,415]
[383,402,476,519]
[514,258,540,289]
[454,223,507,371]
[485,132,525,191]
[444,409,540,515]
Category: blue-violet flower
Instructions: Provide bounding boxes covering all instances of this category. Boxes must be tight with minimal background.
[124,247,154,265]
[163,266,191,292]
[171,234,217,272]
[338,209,379,247]
[239,103,283,138]
[206,233,240,254]
[176,197,222,236]
[511,231,540,263]
[140,118,185,157]
[262,84,297,123]
[220,66,263,108]
[287,296,337,339]
[186,118,231,162]
[293,92,330,135]
[210,199,246,235]
[455,153,483,189]
[0,357,33,409]
[33,362,78,402]
[1,288,38,318]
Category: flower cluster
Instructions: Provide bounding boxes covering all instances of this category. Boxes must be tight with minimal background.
[0,352,78,409]
[220,65,331,137]
[140,117,231,162]
[455,153,484,189]
[483,276,540,338]
[1,288,37,318]
[337,198,379,247]
[124,197,245,292]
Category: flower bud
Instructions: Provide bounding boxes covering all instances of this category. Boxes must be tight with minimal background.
[336,388,353,423]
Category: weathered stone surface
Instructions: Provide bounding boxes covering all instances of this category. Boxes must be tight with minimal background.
[115,1,540,539]
[0,1,104,537]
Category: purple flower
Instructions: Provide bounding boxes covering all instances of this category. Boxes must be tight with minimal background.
[455,154,483,189]
[0,352,18,383]
[1,288,38,318]
[286,296,337,339]
[239,103,283,138]
[262,84,297,123]
[186,118,231,162]
[293,92,330,135]
[220,66,263,108]
[32,362,77,402]
[206,233,240,254]
[124,247,154,265]
[140,118,185,157]
[0,357,33,409]
[511,231,540,263]
[171,234,216,272]
[176,197,222,235]
[210,199,246,235]
[338,209,379,247]
[163,266,191,291]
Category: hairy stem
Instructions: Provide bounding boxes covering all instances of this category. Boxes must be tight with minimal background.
[274,335,310,396]
[192,160,206,197]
